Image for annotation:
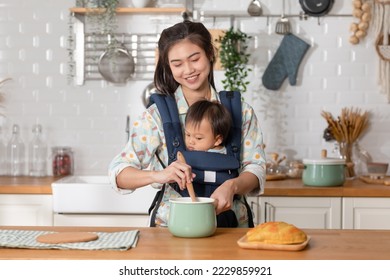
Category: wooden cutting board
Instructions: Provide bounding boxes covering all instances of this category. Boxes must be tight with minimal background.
[36,232,99,244]
[237,235,310,251]
[359,176,390,186]
[266,174,287,181]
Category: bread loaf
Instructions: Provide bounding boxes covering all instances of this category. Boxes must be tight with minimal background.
[246,221,307,245]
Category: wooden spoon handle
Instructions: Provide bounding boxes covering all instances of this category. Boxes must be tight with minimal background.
[177,151,197,202]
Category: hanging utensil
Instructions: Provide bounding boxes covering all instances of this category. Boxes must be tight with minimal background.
[275,0,291,35]
[177,151,197,202]
[98,34,135,84]
[247,0,262,17]
[142,82,157,108]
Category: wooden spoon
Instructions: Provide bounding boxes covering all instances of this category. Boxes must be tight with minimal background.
[177,151,197,202]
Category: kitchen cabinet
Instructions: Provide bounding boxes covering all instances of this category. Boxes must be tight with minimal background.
[343,197,390,229]
[53,213,149,227]
[258,196,342,229]
[0,194,53,226]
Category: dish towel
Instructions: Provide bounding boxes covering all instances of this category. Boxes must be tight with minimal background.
[0,229,139,251]
[262,33,310,90]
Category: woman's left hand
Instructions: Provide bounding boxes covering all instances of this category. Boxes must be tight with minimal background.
[210,179,236,215]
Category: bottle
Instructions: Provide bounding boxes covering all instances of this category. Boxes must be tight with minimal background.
[52,146,74,176]
[7,124,26,176]
[28,124,48,177]
[0,126,7,175]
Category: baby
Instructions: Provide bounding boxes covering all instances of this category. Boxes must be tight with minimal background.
[184,100,232,153]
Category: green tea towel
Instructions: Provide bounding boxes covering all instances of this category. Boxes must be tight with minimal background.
[0,229,139,251]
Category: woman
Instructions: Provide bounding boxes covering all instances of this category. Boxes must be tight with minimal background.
[108,20,266,223]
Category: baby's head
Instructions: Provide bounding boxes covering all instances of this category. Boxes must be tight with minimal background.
[185,100,232,151]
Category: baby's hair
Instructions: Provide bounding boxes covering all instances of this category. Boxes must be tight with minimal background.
[185,100,232,145]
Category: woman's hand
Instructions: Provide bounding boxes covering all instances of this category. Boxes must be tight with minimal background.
[153,160,194,190]
[210,179,236,215]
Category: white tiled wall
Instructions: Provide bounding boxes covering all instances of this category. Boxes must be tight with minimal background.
[0,0,389,176]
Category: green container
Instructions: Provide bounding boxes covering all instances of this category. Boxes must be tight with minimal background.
[168,197,216,238]
[302,158,346,187]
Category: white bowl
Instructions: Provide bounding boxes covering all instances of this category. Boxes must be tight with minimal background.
[131,0,151,8]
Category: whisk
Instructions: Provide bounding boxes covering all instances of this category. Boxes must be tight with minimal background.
[275,0,291,35]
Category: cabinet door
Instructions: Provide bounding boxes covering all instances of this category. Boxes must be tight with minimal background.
[0,195,53,226]
[53,214,150,227]
[259,196,342,229]
[343,197,390,229]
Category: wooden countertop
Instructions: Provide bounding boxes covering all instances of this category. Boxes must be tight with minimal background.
[1,226,390,260]
[0,176,58,194]
[1,176,390,197]
[263,178,390,197]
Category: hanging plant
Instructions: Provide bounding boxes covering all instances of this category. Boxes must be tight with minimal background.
[85,0,119,36]
[217,27,252,94]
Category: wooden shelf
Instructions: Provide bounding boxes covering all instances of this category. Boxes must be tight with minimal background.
[69,7,186,14]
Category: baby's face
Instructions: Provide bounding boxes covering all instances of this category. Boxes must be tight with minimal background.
[184,119,222,151]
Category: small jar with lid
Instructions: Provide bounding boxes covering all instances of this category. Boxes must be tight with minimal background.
[52,147,74,176]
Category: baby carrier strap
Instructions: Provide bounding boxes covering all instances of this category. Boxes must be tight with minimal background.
[218,91,242,161]
[148,93,185,164]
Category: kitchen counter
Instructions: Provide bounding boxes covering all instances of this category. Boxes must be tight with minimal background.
[1,226,390,260]
[0,176,57,194]
[264,178,390,197]
[1,176,390,197]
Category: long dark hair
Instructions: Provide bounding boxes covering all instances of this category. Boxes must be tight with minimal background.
[154,21,216,97]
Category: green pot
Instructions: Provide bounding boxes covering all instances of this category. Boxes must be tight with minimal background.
[302,158,346,187]
[168,197,216,238]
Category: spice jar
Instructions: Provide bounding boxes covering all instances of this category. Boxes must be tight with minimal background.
[52,147,73,176]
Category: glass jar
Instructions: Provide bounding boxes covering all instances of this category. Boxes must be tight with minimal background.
[7,124,26,176]
[29,124,48,177]
[52,147,74,176]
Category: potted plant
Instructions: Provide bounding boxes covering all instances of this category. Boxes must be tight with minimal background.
[217,27,252,94]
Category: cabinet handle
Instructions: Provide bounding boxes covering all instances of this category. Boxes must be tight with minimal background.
[264,202,275,222]
[250,200,259,223]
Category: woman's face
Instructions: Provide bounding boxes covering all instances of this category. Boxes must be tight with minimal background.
[184,119,222,151]
[168,39,211,94]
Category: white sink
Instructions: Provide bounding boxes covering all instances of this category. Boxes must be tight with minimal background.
[51,176,159,214]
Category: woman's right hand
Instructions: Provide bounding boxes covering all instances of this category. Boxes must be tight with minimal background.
[154,160,195,190]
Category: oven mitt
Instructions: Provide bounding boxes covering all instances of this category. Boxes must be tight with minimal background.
[262,33,310,90]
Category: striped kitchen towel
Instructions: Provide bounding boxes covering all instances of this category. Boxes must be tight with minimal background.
[0,229,139,251]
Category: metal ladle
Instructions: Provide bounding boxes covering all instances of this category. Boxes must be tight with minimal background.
[247,0,262,17]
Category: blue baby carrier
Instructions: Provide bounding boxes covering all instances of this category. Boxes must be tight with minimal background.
[148,91,254,228]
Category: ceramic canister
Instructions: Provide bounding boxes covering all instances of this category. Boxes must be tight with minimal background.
[168,197,217,238]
